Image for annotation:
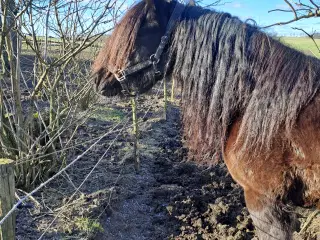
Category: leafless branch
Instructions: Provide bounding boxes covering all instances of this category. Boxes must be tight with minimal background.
[285,0,298,19]
[309,0,319,9]
[268,8,310,13]
[292,27,320,53]
[264,0,320,28]
[193,0,231,8]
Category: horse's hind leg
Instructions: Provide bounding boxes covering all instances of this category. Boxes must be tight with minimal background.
[244,189,295,240]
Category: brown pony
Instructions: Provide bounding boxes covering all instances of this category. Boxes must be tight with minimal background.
[92,0,320,239]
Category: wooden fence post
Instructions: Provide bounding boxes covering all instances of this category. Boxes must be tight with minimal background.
[130,97,140,172]
[163,77,168,120]
[170,77,175,102]
[0,158,15,240]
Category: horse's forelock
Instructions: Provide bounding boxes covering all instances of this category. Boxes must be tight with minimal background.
[92,1,148,77]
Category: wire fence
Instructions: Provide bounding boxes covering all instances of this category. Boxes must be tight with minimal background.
[0,110,130,226]
[38,116,131,239]
[0,77,168,240]
[37,80,166,239]
[0,0,173,237]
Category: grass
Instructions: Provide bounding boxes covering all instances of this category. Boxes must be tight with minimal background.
[280,37,320,58]
[21,36,104,60]
[92,106,126,122]
[75,217,104,234]
[21,35,320,60]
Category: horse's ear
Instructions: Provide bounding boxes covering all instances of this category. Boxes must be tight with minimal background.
[188,0,196,6]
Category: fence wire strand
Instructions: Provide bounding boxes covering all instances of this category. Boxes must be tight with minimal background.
[38,116,131,239]
[0,76,167,239]
[38,79,166,238]
[0,111,131,227]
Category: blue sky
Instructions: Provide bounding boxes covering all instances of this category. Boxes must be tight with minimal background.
[211,0,320,36]
[66,0,320,37]
[34,0,318,37]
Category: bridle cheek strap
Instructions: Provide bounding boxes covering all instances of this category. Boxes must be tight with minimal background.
[114,1,185,96]
[116,59,154,96]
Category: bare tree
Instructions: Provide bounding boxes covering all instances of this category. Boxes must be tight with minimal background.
[265,0,320,28]
[0,0,125,189]
[264,0,320,54]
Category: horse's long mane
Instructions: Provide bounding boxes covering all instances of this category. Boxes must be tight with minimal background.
[168,5,320,162]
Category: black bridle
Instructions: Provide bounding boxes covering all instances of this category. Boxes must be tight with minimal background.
[114,2,185,97]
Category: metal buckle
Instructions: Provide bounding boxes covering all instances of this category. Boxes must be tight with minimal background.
[160,36,168,43]
[150,54,160,64]
[154,70,161,76]
[153,63,161,76]
[116,69,126,82]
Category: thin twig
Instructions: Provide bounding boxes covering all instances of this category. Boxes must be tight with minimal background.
[268,8,310,13]
[285,0,298,19]
[263,12,317,28]
[292,27,320,53]
[37,118,131,240]
[309,0,319,9]
[299,209,320,233]
[0,115,130,226]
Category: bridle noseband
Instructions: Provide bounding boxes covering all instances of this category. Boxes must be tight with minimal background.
[114,2,185,97]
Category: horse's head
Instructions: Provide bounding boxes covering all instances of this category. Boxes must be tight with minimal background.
[92,0,179,97]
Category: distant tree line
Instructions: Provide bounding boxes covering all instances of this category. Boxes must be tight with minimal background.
[313,32,320,39]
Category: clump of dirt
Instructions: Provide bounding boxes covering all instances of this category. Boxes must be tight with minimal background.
[146,122,255,239]
[162,163,255,240]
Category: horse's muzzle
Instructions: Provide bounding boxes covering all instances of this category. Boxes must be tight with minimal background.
[93,73,122,97]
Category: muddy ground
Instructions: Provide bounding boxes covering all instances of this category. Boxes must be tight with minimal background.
[15,87,320,240]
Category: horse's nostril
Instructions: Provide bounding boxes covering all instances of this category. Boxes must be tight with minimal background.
[99,82,116,97]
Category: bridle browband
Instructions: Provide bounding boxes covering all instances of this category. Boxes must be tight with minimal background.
[114,1,185,97]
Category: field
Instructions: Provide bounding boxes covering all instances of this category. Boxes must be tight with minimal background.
[21,36,320,60]
[281,37,320,58]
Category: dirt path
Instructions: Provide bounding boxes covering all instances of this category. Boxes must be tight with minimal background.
[96,99,256,240]
[97,105,181,239]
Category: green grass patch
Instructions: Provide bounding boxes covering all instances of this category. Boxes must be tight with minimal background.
[92,107,126,122]
[280,37,320,58]
[21,37,103,60]
[75,217,104,234]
